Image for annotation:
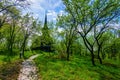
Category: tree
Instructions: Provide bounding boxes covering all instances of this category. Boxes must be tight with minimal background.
[0,6,21,57]
[7,6,21,55]
[103,34,120,60]
[19,13,37,58]
[62,0,120,65]
[0,14,7,28]
[0,2,23,52]
[30,21,42,50]
[57,14,77,60]
[0,0,28,13]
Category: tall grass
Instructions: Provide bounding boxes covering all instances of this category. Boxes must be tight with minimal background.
[0,50,37,80]
[35,52,120,80]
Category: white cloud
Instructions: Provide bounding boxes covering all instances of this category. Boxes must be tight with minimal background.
[58,10,64,16]
[48,0,63,10]
[47,12,53,16]
[53,18,56,21]
[47,10,57,21]
[22,0,64,22]
[32,13,39,19]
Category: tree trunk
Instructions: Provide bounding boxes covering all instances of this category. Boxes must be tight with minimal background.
[66,45,70,61]
[98,46,102,64]
[91,50,95,66]
[19,37,26,59]
[83,37,95,66]
[22,44,25,58]
[20,51,22,58]
[98,52,102,64]
[101,48,105,60]
[10,44,13,55]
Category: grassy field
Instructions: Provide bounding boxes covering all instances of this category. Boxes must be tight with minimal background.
[35,52,120,80]
[0,50,37,80]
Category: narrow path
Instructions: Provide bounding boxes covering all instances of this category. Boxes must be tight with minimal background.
[18,54,40,80]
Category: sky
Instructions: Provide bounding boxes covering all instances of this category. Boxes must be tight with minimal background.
[22,0,65,22]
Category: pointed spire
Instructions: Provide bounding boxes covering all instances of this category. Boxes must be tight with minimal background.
[43,10,48,30]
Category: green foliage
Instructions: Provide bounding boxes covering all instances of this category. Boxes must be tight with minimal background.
[31,35,41,48]
[24,50,37,59]
[30,21,42,49]
[41,29,53,46]
[0,0,120,79]
[57,14,78,60]
[104,38,120,60]
[40,14,54,51]
[62,0,120,65]
[54,41,67,59]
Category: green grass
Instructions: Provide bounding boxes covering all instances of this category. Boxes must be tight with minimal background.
[0,50,37,80]
[0,60,22,80]
[35,52,120,80]
[24,50,37,59]
[0,50,37,63]
[0,53,22,80]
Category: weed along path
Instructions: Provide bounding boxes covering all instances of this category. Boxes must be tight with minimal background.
[18,54,40,80]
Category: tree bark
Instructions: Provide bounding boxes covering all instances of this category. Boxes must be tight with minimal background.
[66,44,70,61]
[19,36,27,59]
[90,49,95,66]
[98,47,102,64]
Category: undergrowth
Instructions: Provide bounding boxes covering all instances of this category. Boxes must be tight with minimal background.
[35,52,120,80]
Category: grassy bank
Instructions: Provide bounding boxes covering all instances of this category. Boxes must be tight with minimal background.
[35,52,120,80]
[0,50,37,80]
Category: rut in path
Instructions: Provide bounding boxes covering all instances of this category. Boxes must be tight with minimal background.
[18,54,40,80]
